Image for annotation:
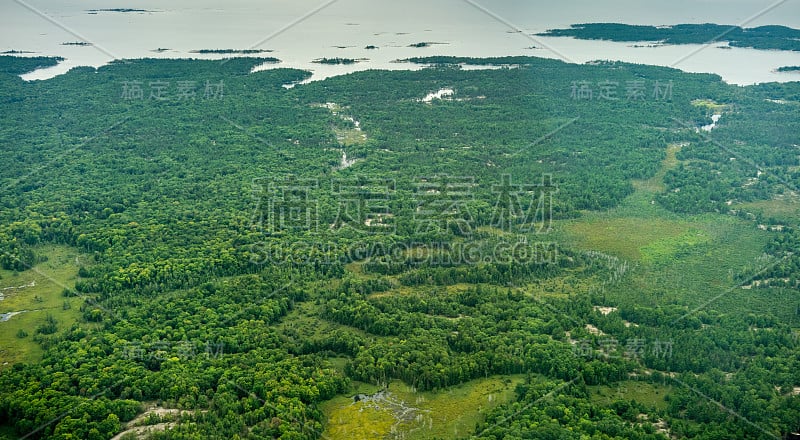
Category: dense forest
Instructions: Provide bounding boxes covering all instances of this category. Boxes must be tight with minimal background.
[0,54,798,439]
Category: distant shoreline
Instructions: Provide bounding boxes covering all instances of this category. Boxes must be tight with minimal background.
[537,23,800,52]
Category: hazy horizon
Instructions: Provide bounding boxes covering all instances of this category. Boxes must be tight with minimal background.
[2,0,800,84]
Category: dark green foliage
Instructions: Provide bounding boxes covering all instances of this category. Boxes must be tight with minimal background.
[190,49,273,55]
[0,54,799,439]
[35,314,58,335]
[475,376,668,439]
[0,55,62,75]
[538,23,800,51]
[312,57,358,65]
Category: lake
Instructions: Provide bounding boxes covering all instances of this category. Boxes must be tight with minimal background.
[2,0,800,85]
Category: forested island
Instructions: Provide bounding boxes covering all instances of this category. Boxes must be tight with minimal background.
[402,55,533,66]
[538,23,800,51]
[408,42,449,48]
[86,8,155,13]
[190,49,272,54]
[0,54,798,439]
[312,57,360,64]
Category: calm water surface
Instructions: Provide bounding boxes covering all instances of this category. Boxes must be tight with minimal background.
[1,0,799,84]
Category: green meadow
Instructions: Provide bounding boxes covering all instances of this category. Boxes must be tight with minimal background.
[321,375,524,439]
[0,245,91,366]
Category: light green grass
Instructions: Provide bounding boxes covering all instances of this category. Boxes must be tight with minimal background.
[564,216,700,262]
[559,143,703,262]
[738,198,800,220]
[632,143,683,194]
[639,228,711,265]
[334,128,368,146]
[589,380,672,411]
[321,375,524,439]
[690,99,733,112]
[557,140,776,317]
[0,244,90,367]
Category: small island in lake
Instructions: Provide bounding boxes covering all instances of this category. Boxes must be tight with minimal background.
[777,66,800,72]
[401,56,533,66]
[87,8,155,13]
[190,49,273,54]
[408,42,449,48]
[312,57,363,65]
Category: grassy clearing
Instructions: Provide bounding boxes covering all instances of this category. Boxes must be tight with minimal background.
[559,142,702,263]
[334,128,368,146]
[320,375,524,440]
[276,300,365,340]
[558,140,775,317]
[565,206,768,312]
[638,228,710,266]
[327,357,350,375]
[316,101,368,147]
[563,216,699,262]
[632,143,683,194]
[738,198,800,220]
[589,380,672,411]
[690,99,733,112]
[0,245,91,367]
